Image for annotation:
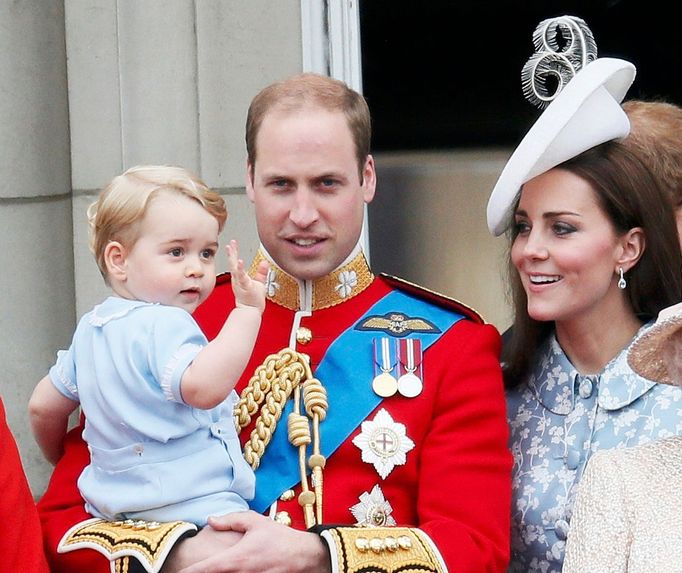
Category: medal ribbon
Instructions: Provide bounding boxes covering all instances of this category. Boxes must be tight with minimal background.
[398,338,422,377]
[250,289,464,513]
[374,337,398,377]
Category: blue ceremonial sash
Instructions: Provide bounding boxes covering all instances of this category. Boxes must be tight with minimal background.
[249,289,465,513]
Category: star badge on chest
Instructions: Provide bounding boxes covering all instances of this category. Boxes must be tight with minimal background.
[350,484,397,527]
[352,408,415,479]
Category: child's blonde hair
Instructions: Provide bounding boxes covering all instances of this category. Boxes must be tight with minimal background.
[88,165,227,280]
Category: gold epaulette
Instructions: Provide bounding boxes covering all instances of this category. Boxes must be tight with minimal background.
[320,526,447,573]
[58,517,197,573]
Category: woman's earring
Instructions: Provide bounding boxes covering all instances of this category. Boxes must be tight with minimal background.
[618,267,627,289]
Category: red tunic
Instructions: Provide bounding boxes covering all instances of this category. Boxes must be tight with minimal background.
[38,265,511,572]
[1,398,50,572]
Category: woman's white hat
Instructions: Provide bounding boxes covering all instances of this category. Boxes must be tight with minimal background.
[486,16,636,236]
[628,302,682,386]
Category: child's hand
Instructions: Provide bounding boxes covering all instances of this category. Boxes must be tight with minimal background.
[226,240,269,313]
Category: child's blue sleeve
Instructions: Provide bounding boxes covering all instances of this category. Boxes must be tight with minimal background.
[147,308,208,405]
[48,348,79,402]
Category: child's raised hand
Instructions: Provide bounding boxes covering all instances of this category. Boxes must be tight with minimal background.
[226,240,268,312]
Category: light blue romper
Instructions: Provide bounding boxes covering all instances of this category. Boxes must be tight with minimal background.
[50,296,255,527]
[506,327,682,573]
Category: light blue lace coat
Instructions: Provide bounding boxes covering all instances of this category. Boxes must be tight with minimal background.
[506,329,682,573]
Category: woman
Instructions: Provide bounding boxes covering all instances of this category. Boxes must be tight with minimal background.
[486,25,682,571]
[563,301,682,572]
[502,140,682,572]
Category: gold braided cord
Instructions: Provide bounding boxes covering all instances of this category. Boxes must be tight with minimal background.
[235,348,304,430]
[287,412,312,446]
[292,386,315,527]
[303,378,327,524]
[303,378,328,421]
[234,347,328,527]
[293,378,328,527]
[234,349,315,462]
[236,349,309,469]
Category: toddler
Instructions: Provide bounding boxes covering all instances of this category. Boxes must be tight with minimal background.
[29,165,267,527]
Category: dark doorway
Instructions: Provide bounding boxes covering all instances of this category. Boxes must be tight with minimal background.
[360,1,681,152]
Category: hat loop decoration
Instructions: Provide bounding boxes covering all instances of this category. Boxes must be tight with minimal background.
[522,16,597,109]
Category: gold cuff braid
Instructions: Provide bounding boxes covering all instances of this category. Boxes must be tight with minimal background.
[320,527,447,573]
[114,556,131,573]
[58,517,197,573]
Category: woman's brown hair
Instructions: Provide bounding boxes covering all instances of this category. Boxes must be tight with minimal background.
[503,140,682,387]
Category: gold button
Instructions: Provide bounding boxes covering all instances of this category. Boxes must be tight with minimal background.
[384,536,398,552]
[296,327,312,344]
[279,489,295,502]
[274,511,292,526]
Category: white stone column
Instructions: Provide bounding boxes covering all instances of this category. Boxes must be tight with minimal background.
[0,1,74,495]
[66,0,303,315]
[1,0,305,495]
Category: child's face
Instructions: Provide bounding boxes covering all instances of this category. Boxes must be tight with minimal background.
[117,192,220,313]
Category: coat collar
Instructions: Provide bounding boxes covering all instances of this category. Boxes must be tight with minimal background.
[528,325,656,415]
[89,297,156,326]
[248,243,374,311]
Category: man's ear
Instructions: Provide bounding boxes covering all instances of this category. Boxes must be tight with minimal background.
[361,154,377,204]
[617,227,645,273]
[245,161,256,203]
[104,241,128,282]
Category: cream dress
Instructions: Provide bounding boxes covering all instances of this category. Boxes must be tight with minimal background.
[563,436,682,573]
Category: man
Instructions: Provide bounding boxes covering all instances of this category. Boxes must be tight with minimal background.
[37,73,511,573]
[1,398,49,572]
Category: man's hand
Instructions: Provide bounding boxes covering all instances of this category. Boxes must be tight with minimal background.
[175,511,331,573]
[162,526,242,573]
[227,240,268,312]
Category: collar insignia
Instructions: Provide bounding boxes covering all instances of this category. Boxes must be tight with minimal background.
[356,312,441,337]
[248,248,373,311]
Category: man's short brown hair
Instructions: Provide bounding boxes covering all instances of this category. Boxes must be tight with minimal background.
[245,73,371,177]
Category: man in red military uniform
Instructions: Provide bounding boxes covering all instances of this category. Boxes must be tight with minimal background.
[37,73,511,573]
[1,398,50,572]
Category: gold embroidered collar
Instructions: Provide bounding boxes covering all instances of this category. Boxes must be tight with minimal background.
[248,247,374,311]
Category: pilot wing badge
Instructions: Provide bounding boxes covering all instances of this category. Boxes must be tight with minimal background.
[357,312,440,337]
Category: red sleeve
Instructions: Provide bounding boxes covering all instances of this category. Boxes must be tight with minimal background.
[36,420,110,573]
[0,398,50,573]
[419,321,511,572]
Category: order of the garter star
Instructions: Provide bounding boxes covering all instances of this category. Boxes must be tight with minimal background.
[352,408,415,479]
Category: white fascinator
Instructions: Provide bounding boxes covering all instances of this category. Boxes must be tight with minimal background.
[486,15,636,236]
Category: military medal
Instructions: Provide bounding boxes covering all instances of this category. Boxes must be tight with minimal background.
[352,408,415,479]
[350,484,397,527]
[372,373,398,397]
[372,338,398,397]
[397,338,423,398]
[398,372,422,398]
